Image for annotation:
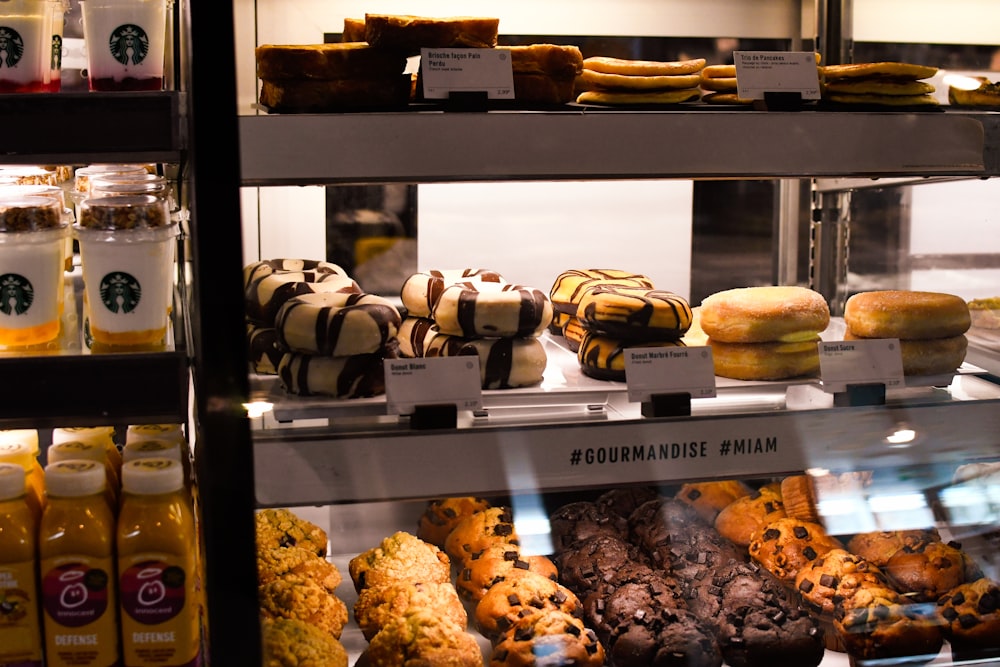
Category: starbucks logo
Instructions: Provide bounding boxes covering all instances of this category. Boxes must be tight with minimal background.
[99,272,141,314]
[51,34,62,70]
[0,26,26,69]
[0,274,33,315]
[109,24,149,66]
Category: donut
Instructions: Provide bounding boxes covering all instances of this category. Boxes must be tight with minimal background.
[432,282,553,339]
[275,292,401,357]
[707,336,821,381]
[844,331,968,376]
[397,317,547,389]
[578,331,685,382]
[548,310,571,336]
[245,271,362,324]
[576,286,692,340]
[844,290,971,340]
[277,348,392,398]
[699,286,830,343]
[561,316,587,352]
[247,322,283,375]
[549,269,654,316]
[243,258,348,291]
[400,269,505,318]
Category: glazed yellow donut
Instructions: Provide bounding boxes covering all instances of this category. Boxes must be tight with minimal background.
[549,269,654,315]
[577,331,685,382]
[844,331,968,376]
[707,336,821,381]
[397,317,547,389]
[576,286,692,340]
[561,316,587,352]
[432,282,552,338]
[275,291,401,357]
[844,290,971,340]
[400,269,505,318]
[243,258,348,291]
[699,286,830,343]
[245,271,361,325]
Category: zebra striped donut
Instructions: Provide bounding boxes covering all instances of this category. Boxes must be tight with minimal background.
[432,282,553,339]
[578,331,686,382]
[577,286,692,340]
[242,258,348,291]
[400,269,506,318]
[397,317,546,389]
[277,350,389,398]
[275,291,402,357]
[549,269,654,316]
[245,271,361,325]
[246,322,283,375]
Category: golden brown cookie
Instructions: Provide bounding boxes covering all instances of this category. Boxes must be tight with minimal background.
[416,496,492,548]
[780,475,820,523]
[445,506,520,564]
[474,570,582,643]
[748,517,844,586]
[363,608,483,667]
[353,580,466,642]
[489,609,605,666]
[255,508,328,556]
[675,479,753,524]
[455,543,559,603]
[258,572,349,639]
[714,485,787,547]
[348,531,451,592]
[260,617,348,667]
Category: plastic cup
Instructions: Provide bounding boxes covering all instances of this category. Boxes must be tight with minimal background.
[0,0,53,92]
[45,0,67,91]
[75,195,177,347]
[0,196,69,346]
[79,0,166,91]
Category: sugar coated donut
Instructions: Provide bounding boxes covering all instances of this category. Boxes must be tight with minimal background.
[245,271,361,324]
[844,290,970,340]
[844,331,968,376]
[246,322,283,375]
[576,286,692,340]
[432,282,552,338]
[275,291,401,357]
[397,317,546,389]
[243,258,348,291]
[549,269,654,315]
[277,348,392,398]
[400,269,505,318]
[578,331,685,382]
[707,336,821,381]
[699,286,830,343]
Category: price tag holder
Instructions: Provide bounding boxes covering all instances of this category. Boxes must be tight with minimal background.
[420,48,514,100]
[734,51,821,101]
[625,345,717,403]
[385,356,483,416]
[819,339,905,394]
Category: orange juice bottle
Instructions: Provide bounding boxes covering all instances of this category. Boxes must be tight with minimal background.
[117,458,200,667]
[47,440,120,511]
[0,440,44,520]
[0,463,43,667]
[39,460,120,667]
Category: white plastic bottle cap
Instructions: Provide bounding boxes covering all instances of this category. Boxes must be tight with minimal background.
[48,440,106,465]
[44,460,107,497]
[52,426,115,447]
[122,437,182,463]
[0,463,26,501]
[0,441,35,470]
[126,423,185,445]
[121,458,184,495]
[0,429,40,456]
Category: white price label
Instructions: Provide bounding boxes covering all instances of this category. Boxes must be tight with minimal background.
[384,356,483,415]
[624,345,717,402]
[819,339,905,393]
[420,48,515,99]
[734,51,821,100]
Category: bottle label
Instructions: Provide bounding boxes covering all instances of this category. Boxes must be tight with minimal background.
[40,558,119,667]
[0,561,44,667]
[119,556,200,667]
[120,560,185,624]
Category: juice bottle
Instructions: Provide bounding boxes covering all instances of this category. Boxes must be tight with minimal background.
[0,462,43,667]
[39,460,120,667]
[47,440,120,511]
[117,458,201,667]
[0,440,44,520]
[52,426,122,481]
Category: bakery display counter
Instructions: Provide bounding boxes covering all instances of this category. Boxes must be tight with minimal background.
[238,109,1000,185]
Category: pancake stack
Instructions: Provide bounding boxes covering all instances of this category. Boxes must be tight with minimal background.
[699,64,752,105]
[575,56,705,106]
[820,61,939,107]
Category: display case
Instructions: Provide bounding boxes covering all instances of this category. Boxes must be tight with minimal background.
[9,0,990,665]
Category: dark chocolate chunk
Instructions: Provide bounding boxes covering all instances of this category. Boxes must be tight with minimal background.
[763,528,780,541]
[793,526,809,539]
[803,546,818,560]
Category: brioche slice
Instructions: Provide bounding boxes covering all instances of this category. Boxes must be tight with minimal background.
[259,75,412,112]
[256,43,408,81]
[364,14,499,54]
[342,18,366,42]
[503,44,584,81]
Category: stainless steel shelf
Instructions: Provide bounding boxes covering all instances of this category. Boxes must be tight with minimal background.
[239,109,1000,185]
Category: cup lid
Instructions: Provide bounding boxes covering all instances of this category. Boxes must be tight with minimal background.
[0,195,66,232]
[77,194,172,231]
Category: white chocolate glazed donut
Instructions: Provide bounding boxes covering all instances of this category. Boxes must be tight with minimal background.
[432,282,553,339]
[400,269,505,318]
[844,290,971,340]
[706,337,821,381]
[246,322,283,375]
[277,348,392,398]
[576,286,692,340]
[245,271,361,325]
[275,291,402,357]
[699,286,830,344]
[243,258,348,291]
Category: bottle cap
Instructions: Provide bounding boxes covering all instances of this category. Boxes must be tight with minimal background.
[0,441,34,470]
[0,429,39,457]
[123,438,182,463]
[48,440,106,465]
[52,426,115,448]
[45,460,106,497]
[121,458,184,495]
[0,463,26,501]
[126,423,185,445]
